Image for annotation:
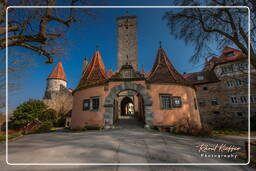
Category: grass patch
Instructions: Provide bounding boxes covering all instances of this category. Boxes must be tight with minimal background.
[0,133,22,142]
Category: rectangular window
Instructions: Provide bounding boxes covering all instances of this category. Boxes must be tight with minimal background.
[227,64,234,72]
[240,96,248,104]
[230,96,238,104]
[251,95,256,103]
[198,100,206,107]
[243,78,248,86]
[197,75,204,80]
[226,81,234,88]
[92,97,100,110]
[83,99,90,110]
[160,94,172,109]
[235,79,242,86]
[203,86,208,90]
[238,63,248,70]
[221,67,228,73]
[172,96,182,108]
[211,98,218,105]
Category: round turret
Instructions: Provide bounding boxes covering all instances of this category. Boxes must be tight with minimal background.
[44,62,67,99]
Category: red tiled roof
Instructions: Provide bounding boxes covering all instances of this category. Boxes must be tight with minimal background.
[209,46,246,64]
[147,47,189,85]
[183,71,219,85]
[107,69,114,77]
[48,62,67,81]
[77,50,108,89]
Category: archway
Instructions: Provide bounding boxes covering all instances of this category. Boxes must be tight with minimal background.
[104,82,153,128]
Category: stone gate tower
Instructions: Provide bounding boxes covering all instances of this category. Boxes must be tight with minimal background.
[117,15,138,70]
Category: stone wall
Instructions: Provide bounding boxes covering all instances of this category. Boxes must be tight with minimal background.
[43,84,73,114]
[196,59,256,130]
[117,16,138,70]
[45,79,67,93]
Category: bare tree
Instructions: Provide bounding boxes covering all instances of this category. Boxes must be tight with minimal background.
[1,0,99,63]
[0,0,103,109]
[163,0,256,67]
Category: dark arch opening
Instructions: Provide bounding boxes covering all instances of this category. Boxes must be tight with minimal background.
[120,96,134,116]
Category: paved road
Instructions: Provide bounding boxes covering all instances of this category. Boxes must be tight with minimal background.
[0,119,254,171]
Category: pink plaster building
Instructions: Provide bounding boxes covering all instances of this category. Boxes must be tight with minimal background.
[71,46,201,130]
[44,15,202,130]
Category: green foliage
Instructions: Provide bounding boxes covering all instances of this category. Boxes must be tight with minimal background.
[35,121,54,133]
[10,100,58,133]
[54,115,66,127]
[40,108,58,122]
[10,99,47,129]
[0,133,22,142]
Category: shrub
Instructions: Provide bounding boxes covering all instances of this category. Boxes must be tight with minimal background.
[40,108,58,122]
[54,114,66,127]
[35,121,54,133]
[10,99,48,130]
[9,99,58,133]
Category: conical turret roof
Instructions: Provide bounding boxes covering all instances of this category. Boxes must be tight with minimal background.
[48,62,67,81]
[77,50,108,89]
[147,47,189,85]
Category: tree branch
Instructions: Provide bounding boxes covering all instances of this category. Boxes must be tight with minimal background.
[0,25,19,35]
[0,34,46,49]
[18,43,53,63]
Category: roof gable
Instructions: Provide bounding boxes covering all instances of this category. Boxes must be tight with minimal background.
[77,50,108,89]
[147,48,188,84]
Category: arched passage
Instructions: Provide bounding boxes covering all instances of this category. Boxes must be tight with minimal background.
[104,83,153,128]
[120,96,134,116]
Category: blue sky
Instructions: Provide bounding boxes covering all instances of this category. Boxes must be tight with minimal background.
[6,3,221,111]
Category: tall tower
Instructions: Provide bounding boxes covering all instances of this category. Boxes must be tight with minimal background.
[117,15,138,70]
[44,62,67,99]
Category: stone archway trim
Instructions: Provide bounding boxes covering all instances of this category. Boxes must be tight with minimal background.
[104,82,154,128]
